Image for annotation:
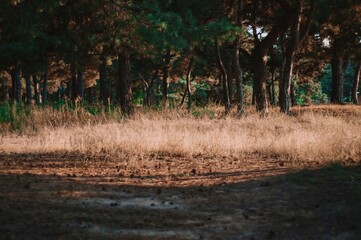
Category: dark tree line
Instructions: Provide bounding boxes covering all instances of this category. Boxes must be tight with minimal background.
[0,0,360,115]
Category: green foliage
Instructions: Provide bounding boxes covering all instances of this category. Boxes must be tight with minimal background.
[0,102,30,131]
[295,81,328,105]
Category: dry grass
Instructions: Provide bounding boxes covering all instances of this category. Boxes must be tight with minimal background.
[1,105,361,163]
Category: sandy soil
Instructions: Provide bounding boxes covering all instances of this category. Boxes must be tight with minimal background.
[1,152,361,239]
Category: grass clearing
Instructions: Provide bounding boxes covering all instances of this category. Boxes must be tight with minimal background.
[1,105,361,163]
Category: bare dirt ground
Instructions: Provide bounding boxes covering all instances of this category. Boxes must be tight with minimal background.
[1,152,361,239]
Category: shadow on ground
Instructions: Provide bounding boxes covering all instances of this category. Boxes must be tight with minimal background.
[0,153,361,239]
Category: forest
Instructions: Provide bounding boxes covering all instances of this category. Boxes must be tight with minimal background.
[1,0,361,239]
[0,0,360,115]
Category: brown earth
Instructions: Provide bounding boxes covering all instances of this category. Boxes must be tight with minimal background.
[0,152,361,239]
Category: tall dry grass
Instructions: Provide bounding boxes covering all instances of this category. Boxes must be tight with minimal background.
[1,105,361,163]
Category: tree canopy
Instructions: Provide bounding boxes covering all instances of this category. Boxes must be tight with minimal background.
[0,0,360,113]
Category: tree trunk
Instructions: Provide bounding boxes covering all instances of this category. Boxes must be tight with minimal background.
[331,53,344,104]
[215,38,231,114]
[70,63,77,101]
[99,49,109,106]
[180,55,194,111]
[25,73,32,104]
[352,62,361,104]
[279,47,286,106]
[251,1,297,114]
[1,76,9,102]
[233,0,245,115]
[76,67,84,102]
[42,59,49,105]
[271,67,276,105]
[290,79,296,106]
[280,3,301,114]
[227,59,233,103]
[253,53,269,114]
[162,49,171,103]
[86,86,95,104]
[233,37,244,114]
[118,47,133,115]
[144,70,158,107]
[10,65,21,103]
[33,75,40,104]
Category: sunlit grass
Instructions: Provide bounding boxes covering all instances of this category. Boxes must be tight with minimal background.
[1,104,360,163]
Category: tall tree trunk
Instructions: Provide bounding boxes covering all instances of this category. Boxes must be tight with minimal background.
[118,47,133,115]
[42,59,49,105]
[162,49,171,103]
[290,79,296,106]
[70,63,77,101]
[180,55,194,111]
[144,70,158,107]
[331,53,345,104]
[233,37,244,114]
[76,67,84,101]
[86,86,94,104]
[271,67,276,105]
[352,62,361,104]
[233,0,245,114]
[99,49,109,106]
[330,36,350,104]
[253,53,269,114]
[279,38,286,106]
[280,4,301,114]
[1,76,8,102]
[251,1,297,114]
[215,38,231,114]
[25,73,32,104]
[227,59,233,103]
[10,65,21,103]
[33,75,40,104]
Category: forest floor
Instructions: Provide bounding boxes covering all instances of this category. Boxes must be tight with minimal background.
[1,152,361,239]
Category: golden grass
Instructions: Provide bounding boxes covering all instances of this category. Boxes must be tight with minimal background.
[1,105,361,163]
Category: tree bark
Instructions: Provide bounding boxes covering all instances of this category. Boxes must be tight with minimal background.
[280,3,301,114]
[1,76,8,102]
[279,36,286,106]
[330,53,345,104]
[233,37,244,114]
[10,65,21,103]
[162,49,171,103]
[253,53,269,114]
[290,79,296,106]
[70,63,77,102]
[76,67,84,101]
[271,67,276,106]
[330,36,350,104]
[143,70,158,107]
[233,0,245,115]
[33,75,40,104]
[180,55,194,111]
[215,38,231,114]
[352,62,361,104]
[118,47,133,115]
[25,73,32,104]
[99,49,109,106]
[42,59,49,105]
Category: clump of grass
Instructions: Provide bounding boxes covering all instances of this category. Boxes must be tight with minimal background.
[1,105,360,163]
